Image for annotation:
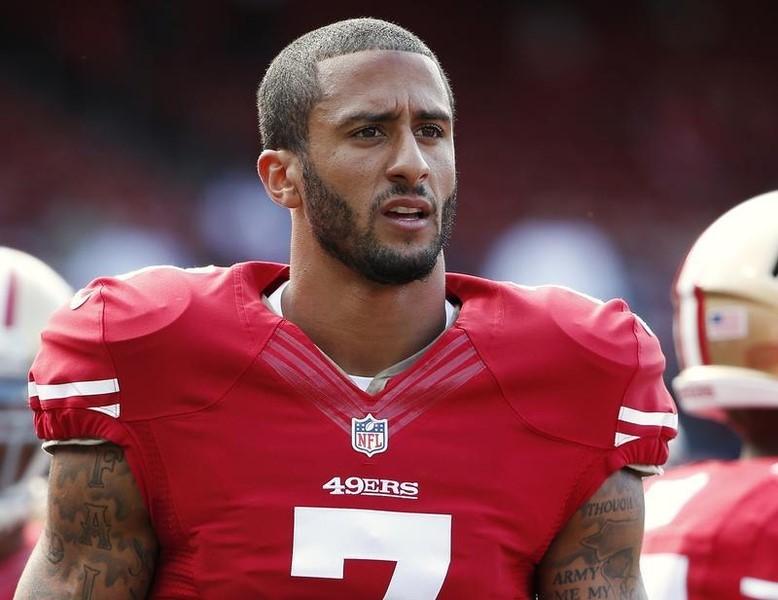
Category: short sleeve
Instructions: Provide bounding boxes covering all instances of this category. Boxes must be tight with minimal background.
[492,285,678,465]
[28,282,124,442]
[611,314,678,470]
[28,264,268,443]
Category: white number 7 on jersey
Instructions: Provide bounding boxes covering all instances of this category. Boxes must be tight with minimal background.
[292,507,452,599]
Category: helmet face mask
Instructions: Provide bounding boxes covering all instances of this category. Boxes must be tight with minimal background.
[672,192,778,423]
[0,247,72,534]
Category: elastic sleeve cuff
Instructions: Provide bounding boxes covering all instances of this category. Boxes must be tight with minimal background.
[626,464,664,477]
[41,438,108,453]
[614,434,671,472]
[33,407,150,510]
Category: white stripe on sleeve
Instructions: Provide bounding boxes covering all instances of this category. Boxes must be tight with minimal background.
[618,406,678,430]
[741,577,778,600]
[30,378,120,400]
[87,404,121,418]
[614,432,640,447]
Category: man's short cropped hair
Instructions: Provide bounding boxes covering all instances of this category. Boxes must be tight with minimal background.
[257,17,454,154]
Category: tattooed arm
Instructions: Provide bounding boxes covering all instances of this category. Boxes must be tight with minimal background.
[14,443,157,600]
[536,469,648,600]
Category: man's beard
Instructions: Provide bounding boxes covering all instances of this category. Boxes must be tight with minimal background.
[301,158,457,285]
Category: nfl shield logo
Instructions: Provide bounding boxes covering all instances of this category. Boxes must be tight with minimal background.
[351,414,388,457]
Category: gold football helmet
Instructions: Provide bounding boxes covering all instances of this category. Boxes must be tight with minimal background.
[672,192,778,423]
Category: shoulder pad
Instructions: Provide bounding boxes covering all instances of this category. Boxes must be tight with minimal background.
[465,282,677,462]
[29,264,279,429]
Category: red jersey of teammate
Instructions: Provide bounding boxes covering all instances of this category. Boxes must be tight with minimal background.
[0,522,40,600]
[642,458,778,600]
[29,262,676,599]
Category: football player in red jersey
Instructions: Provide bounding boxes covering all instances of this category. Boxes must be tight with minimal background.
[0,248,72,599]
[16,18,676,599]
[641,193,778,600]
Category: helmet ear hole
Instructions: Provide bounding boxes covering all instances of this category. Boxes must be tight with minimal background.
[772,254,778,278]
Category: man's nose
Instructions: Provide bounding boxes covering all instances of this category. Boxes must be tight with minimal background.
[385,131,430,187]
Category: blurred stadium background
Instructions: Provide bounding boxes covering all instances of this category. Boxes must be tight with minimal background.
[2,0,777,460]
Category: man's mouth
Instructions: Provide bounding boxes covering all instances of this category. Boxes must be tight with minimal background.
[386,206,425,220]
[381,198,432,221]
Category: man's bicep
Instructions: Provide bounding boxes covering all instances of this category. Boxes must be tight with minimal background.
[15,443,157,600]
[536,468,648,600]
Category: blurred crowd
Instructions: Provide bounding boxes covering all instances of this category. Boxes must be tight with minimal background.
[2,0,777,460]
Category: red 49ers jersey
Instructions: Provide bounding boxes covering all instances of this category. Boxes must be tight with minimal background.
[642,459,778,600]
[29,262,676,599]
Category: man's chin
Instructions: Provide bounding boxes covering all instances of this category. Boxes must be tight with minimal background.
[314,228,442,285]
[354,251,441,286]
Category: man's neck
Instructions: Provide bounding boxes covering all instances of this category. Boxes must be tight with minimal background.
[739,442,778,460]
[282,254,448,376]
[728,409,778,460]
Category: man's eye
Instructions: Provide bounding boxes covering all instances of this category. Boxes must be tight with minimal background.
[354,127,383,138]
[416,124,444,138]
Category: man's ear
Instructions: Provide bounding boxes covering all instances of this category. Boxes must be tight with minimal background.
[257,150,303,209]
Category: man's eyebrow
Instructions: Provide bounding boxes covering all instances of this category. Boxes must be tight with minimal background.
[335,109,452,128]
[336,111,397,128]
[416,110,452,123]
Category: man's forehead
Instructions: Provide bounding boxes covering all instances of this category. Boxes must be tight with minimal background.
[316,49,437,75]
[314,50,450,116]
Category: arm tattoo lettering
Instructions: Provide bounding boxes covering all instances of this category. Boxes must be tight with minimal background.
[537,470,648,600]
[15,443,158,599]
[79,503,112,550]
[89,445,123,488]
[129,537,154,578]
[44,528,65,565]
[81,565,100,600]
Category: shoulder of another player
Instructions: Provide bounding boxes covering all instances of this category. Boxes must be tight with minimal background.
[647,458,778,494]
